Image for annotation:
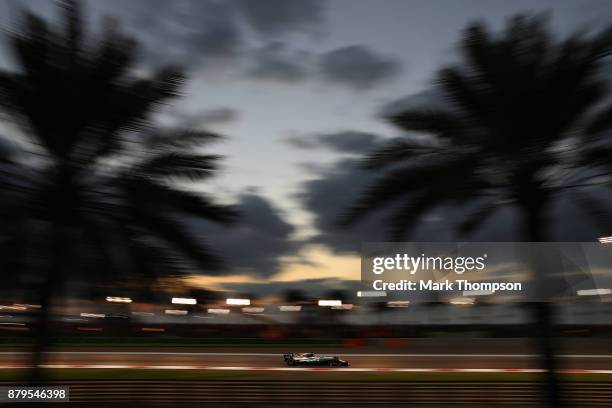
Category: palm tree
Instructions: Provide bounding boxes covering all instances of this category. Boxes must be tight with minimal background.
[341,15,612,407]
[0,1,235,380]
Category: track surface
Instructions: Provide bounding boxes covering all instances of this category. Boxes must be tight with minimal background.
[0,339,610,371]
[1,350,612,370]
[2,380,611,407]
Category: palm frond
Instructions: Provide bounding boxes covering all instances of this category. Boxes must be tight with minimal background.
[574,190,612,234]
[458,201,503,237]
[119,223,195,278]
[342,14,612,242]
[385,190,443,241]
[363,139,438,170]
[437,67,488,126]
[132,211,221,271]
[0,1,185,162]
[586,103,612,136]
[91,19,138,85]
[144,129,223,150]
[62,0,82,56]
[136,152,221,181]
[339,156,478,226]
[121,177,237,225]
[387,109,461,138]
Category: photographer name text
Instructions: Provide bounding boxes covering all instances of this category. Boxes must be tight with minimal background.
[371,279,522,292]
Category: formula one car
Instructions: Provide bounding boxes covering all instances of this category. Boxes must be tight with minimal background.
[283,352,349,367]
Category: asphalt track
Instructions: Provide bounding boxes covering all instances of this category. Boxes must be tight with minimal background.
[1,348,612,371]
[1,341,611,406]
[4,380,609,407]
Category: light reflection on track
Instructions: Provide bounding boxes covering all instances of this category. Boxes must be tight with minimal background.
[1,364,612,373]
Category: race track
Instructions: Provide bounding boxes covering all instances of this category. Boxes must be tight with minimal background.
[1,348,612,371]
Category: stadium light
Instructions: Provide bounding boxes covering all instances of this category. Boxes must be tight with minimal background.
[332,304,354,310]
[318,299,342,307]
[0,305,26,311]
[598,236,612,244]
[171,297,196,305]
[207,308,230,314]
[576,288,612,296]
[449,297,475,305]
[164,309,188,315]
[80,313,105,318]
[226,298,250,306]
[386,300,410,308]
[106,296,132,303]
[462,290,494,297]
[279,305,301,312]
[242,307,264,313]
[13,304,41,309]
[357,291,387,297]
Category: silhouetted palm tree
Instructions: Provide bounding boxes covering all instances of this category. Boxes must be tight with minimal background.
[0,1,235,380]
[341,15,612,407]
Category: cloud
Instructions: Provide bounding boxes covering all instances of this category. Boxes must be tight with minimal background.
[246,42,310,82]
[198,193,300,278]
[107,0,243,69]
[168,107,240,128]
[297,144,607,256]
[286,131,383,154]
[183,3,243,59]
[199,107,240,125]
[160,106,240,130]
[89,0,327,71]
[378,89,446,117]
[246,43,404,89]
[318,45,402,90]
[81,2,405,89]
[297,157,391,254]
[221,278,361,298]
[296,155,472,254]
[235,0,325,37]
[574,0,612,28]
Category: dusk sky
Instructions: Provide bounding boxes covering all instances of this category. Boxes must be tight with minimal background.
[2,0,612,297]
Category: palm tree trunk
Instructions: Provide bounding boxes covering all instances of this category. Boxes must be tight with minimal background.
[28,227,69,384]
[28,276,55,384]
[534,302,562,407]
[29,165,74,384]
[523,201,564,408]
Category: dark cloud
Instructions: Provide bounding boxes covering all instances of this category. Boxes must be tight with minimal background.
[297,156,470,254]
[574,0,612,28]
[298,157,391,255]
[298,146,606,256]
[286,131,383,154]
[87,0,327,71]
[284,134,315,150]
[246,43,405,88]
[160,106,240,129]
[101,0,243,69]
[379,89,446,117]
[235,0,325,37]
[246,42,310,82]
[199,107,240,125]
[75,1,406,89]
[318,132,381,153]
[168,107,240,128]
[183,3,242,59]
[199,193,299,278]
[222,278,361,298]
[319,45,402,90]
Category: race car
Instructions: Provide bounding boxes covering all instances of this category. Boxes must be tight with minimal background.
[283,352,349,367]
